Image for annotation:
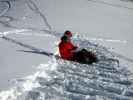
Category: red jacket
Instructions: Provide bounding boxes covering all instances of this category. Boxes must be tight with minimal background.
[58,41,77,60]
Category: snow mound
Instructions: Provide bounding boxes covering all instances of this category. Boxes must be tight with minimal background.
[0,58,133,100]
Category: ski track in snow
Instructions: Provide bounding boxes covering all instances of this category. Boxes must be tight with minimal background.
[88,0,133,10]
[0,1,11,17]
[26,0,52,31]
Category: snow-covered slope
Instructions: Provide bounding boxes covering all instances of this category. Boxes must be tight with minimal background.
[0,0,133,99]
[0,36,133,100]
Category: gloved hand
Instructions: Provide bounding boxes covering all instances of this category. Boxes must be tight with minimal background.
[54,54,60,60]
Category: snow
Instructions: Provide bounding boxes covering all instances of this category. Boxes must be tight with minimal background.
[0,55,133,100]
[0,0,133,99]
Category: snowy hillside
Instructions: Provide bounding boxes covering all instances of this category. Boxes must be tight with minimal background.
[0,0,133,100]
[0,36,133,100]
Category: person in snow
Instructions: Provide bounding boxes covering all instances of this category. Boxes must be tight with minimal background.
[58,31,77,61]
[58,30,98,64]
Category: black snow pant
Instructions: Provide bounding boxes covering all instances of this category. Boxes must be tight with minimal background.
[73,49,98,64]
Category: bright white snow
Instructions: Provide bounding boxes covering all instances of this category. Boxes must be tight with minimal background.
[0,0,133,99]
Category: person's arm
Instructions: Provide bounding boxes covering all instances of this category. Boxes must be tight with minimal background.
[70,42,78,50]
[73,46,78,50]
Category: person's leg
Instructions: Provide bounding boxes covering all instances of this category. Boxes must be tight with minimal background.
[73,50,86,63]
[73,49,98,64]
[80,49,98,64]
[85,51,98,64]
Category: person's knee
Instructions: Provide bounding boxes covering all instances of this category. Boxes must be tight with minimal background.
[81,49,88,52]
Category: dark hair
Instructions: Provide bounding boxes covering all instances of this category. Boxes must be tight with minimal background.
[64,30,72,36]
[64,30,71,34]
[61,35,68,42]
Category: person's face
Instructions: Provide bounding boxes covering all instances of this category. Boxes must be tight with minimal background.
[67,36,71,41]
[67,34,72,38]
